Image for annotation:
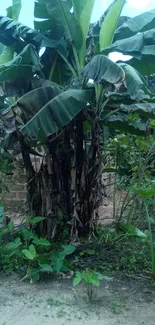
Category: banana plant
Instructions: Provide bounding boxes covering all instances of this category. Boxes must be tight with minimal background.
[0,0,155,239]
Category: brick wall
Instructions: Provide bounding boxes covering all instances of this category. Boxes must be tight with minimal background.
[3,167,27,211]
[3,155,43,211]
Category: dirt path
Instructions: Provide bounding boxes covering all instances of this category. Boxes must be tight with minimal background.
[0,274,155,325]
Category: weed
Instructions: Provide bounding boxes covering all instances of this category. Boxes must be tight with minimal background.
[112,300,120,314]
[73,270,112,302]
[0,218,76,282]
[46,296,64,306]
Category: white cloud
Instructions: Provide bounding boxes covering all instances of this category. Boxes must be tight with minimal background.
[1,0,155,29]
[0,0,34,28]
[126,0,153,10]
[97,0,155,21]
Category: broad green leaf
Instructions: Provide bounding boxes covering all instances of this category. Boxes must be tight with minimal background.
[5,237,22,250]
[36,0,73,18]
[34,1,51,19]
[52,251,64,272]
[0,16,60,49]
[0,228,8,238]
[61,245,76,255]
[89,15,129,52]
[28,217,45,224]
[99,0,125,52]
[34,2,65,43]
[7,0,22,21]
[72,0,88,17]
[41,48,72,86]
[40,264,53,273]
[119,63,149,98]
[0,46,14,65]
[73,0,95,68]
[0,44,42,82]
[117,16,130,29]
[34,19,56,32]
[43,0,83,52]
[33,238,51,247]
[21,89,91,138]
[0,86,62,144]
[28,267,40,281]
[89,277,100,287]
[0,1,22,65]
[92,272,111,283]
[82,272,100,286]
[105,29,148,56]
[104,28,155,76]
[115,9,155,41]
[82,55,124,85]
[7,221,14,232]
[104,114,147,135]
[20,226,37,240]
[122,223,147,239]
[73,271,82,287]
[120,103,155,119]
[135,187,155,197]
[126,56,155,77]
[37,255,50,265]
[29,244,37,257]
[8,86,61,123]
[0,219,14,236]
[135,228,147,239]
[22,245,37,260]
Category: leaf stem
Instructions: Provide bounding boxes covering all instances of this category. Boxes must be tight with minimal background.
[58,0,81,78]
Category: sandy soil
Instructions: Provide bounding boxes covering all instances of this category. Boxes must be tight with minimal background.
[0,274,155,325]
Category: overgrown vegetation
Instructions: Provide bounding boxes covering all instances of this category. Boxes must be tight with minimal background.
[0,217,154,284]
[1,0,155,238]
[0,0,155,304]
[73,270,112,301]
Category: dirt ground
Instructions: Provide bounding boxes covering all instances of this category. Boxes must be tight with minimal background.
[0,274,155,325]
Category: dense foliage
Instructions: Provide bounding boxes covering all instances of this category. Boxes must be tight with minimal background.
[1,0,155,242]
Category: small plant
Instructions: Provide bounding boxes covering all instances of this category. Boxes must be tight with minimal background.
[73,270,112,302]
[95,225,123,244]
[52,244,76,273]
[46,296,63,306]
[0,216,77,281]
[134,187,155,278]
[112,300,120,314]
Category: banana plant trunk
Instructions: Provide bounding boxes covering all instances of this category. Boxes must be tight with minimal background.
[22,115,103,240]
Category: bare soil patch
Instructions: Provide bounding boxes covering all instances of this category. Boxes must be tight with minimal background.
[0,274,154,325]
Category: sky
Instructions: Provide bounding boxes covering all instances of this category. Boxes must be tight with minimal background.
[0,0,155,27]
[0,0,155,62]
